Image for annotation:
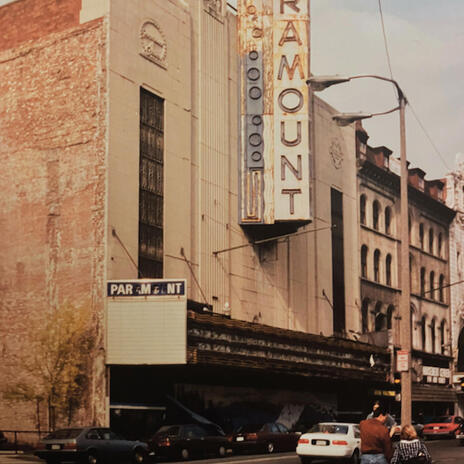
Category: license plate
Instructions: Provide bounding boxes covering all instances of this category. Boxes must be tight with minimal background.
[51,444,61,450]
[433,427,439,430]
[315,440,327,446]
[236,437,244,442]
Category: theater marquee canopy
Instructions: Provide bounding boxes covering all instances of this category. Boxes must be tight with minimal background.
[238,0,311,225]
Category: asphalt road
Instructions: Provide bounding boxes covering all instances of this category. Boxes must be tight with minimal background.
[0,439,462,464]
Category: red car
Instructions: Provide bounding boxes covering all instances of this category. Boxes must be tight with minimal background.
[422,415,463,439]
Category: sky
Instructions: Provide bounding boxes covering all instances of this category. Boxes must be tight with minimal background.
[1,0,463,177]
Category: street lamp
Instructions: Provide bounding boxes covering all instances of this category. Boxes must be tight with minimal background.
[307,74,412,427]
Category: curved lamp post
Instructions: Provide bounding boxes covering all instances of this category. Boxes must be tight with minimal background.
[307,74,411,426]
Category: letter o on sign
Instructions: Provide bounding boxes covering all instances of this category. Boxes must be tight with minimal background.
[278,88,304,113]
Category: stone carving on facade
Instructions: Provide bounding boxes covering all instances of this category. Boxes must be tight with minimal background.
[330,138,343,169]
[456,212,464,228]
[139,20,167,69]
[203,0,224,22]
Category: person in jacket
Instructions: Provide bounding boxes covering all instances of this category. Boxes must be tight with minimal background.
[360,404,393,464]
[391,424,431,464]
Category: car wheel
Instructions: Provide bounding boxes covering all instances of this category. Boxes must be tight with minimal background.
[133,447,146,464]
[351,449,360,464]
[217,445,226,457]
[86,451,98,464]
[299,457,311,464]
[180,448,190,460]
[266,442,274,454]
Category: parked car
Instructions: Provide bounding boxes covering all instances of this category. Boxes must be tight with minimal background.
[229,422,300,454]
[34,427,148,464]
[422,415,463,440]
[148,423,231,461]
[296,422,361,464]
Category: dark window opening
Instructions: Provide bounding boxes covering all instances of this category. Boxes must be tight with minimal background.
[373,201,380,230]
[386,254,392,286]
[360,195,366,225]
[374,249,380,282]
[361,245,368,278]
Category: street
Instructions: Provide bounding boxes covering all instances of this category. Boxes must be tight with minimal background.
[0,440,462,464]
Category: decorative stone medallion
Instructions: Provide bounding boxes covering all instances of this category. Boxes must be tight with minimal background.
[204,0,224,22]
[139,20,167,69]
[456,212,464,228]
[330,138,343,169]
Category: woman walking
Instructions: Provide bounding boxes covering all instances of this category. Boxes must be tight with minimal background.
[391,424,431,464]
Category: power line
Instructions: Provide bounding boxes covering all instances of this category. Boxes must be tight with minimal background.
[377,0,394,82]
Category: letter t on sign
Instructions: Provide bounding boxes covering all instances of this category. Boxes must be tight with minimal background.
[281,188,302,215]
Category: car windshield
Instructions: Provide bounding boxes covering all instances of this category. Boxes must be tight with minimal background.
[309,424,348,434]
[44,429,83,439]
[236,424,264,433]
[430,416,452,423]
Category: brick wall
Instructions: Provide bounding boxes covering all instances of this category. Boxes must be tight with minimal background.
[0,0,82,52]
[0,18,107,430]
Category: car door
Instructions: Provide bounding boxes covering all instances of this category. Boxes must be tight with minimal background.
[352,425,361,452]
[84,428,106,459]
[276,423,293,451]
[181,425,203,457]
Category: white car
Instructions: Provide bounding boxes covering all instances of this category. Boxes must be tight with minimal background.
[296,422,361,464]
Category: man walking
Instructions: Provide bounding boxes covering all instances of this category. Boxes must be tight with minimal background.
[360,404,393,464]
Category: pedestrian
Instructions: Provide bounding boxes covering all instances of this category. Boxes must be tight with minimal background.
[391,424,431,464]
[360,404,393,464]
[367,401,398,437]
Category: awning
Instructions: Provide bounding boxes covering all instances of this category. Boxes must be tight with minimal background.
[412,384,457,403]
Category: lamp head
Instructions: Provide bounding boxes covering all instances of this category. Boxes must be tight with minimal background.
[306,75,351,91]
[332,112,373,127]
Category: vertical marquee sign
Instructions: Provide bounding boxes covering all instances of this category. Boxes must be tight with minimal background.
[239,0,311,224]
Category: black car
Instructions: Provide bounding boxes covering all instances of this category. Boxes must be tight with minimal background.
[34,427,148,464]
[148,424,231,461]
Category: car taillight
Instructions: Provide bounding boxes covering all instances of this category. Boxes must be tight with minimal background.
[298,438,309,444]
[157,437,170,447]
[245,433,258,440]
[63,441,77,450]
[332,440,348,445]
[227,436,233,442]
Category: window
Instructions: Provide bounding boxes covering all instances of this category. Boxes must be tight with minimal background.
[374,249,381,282]
[429,228,434,254]
[387,305,395,330]
[440,320,446,354]
[360,195,366,225]
[361,245,368,278]
[361,299,369,333]
[439,274,445,302]
[419,223,424,249]
[420,267,426,297]
[430,319,436,353]
[421,316,426,350]
[438,233,443,257]
[139,89,164,278]
[374,302,385,332]
[385,207,391,235]
[386,254,392,286]
[430,271,435,300]
[373,201,380,230]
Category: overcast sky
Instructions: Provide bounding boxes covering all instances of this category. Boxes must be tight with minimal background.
[2,0,462,177]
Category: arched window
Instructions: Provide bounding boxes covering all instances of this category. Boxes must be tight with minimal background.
[429,228,434,254]
[360,195,366,225]
[374,302,385,332]
[420,267,426,297]
[430,271,435,300]
[421,316,426,350]
[408,214,412,240]
[419,223,424,249]
[361,298,369,333]
[387,305,395,330]
[439,274,445,302]
[385,207,391,235]
[430,318,436,353]
[438,233,443,257]
[374,249,381,282]
[373,201,380,230]
[361,245,368,278]
[458,328,464,371]
[440,320,446,354]
[386,254,392,286]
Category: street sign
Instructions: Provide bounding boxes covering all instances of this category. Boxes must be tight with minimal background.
[397,350,409,372]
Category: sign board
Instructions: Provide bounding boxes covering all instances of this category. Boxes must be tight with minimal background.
[396,350,409,372]
[106,279,187,365]
[238,0,311,224]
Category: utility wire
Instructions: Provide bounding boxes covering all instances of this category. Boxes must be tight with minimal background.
[377,0,394,82]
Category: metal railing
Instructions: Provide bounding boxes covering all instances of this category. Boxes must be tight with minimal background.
[1,430,51,454]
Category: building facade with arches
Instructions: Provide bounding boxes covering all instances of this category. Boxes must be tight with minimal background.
[356,123,456,418]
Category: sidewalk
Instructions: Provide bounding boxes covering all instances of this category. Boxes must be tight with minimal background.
[0,452,38,464]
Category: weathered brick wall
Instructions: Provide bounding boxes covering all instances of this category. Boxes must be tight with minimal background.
[0,0,81,52]
[0,18,107,431]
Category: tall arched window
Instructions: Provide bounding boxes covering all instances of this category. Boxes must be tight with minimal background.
[385,207,391,235]
[373,201,380,230]
[438,233,443,257]
[374,302,385,332]
[361,298,369,333]
[419,223,424,249]
[374,249,381,282]
[386,254,392,286]
[361,245,368,278]
[421,316,426,350]
[430,271,435,300]
[429,228,434,254]
[420,267,426,296]
[440,320,446,354]
[360,195,366,225]
[387,305,395,330]
[430,318,436,353]
[439,274,445,302]
[458,328,464,371]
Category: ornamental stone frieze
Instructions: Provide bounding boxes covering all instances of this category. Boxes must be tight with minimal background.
[139,19,167,69]
[330,138,344,169]
[203,0,224,22]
